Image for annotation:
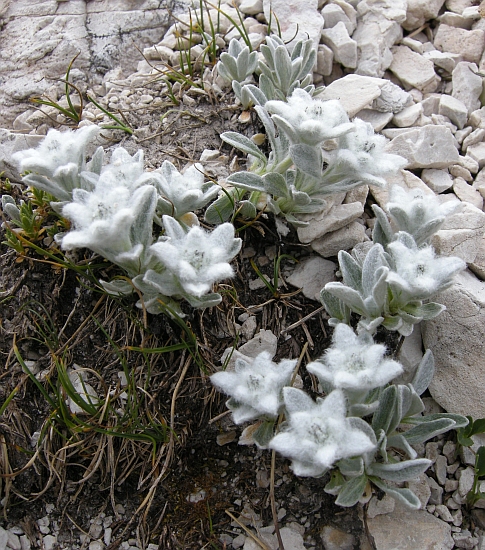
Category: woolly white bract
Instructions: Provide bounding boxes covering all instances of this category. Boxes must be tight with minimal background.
[145,216,241,298]
[307,324,402,392]
[13,125,101,201]
[211,351,296,424]
[269,388,375,477]
[154,161,219,220]
[265,89,355,146]
[386,232,466,302]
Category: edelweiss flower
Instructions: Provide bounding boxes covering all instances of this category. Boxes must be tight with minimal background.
[13,125,100,200]
[387,185,462,245]
[154,161,219,219]
[386,233,465,302]
[269,388,375,477]
[211,351,296,424]
[146,216,241,297]
[307,324,402,392]
[265,88,355,146]
[332,118,407,186]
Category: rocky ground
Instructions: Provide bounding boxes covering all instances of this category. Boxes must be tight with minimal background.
[2,0,485,549]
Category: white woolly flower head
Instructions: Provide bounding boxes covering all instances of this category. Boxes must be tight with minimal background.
[211,351,296,424]
[146,216,241,298]
[307,323,403,392]
[265,88,355,146]
[387,185,462,245]
[155,161,219,218]
[269,388,375,477]
[386,232,466,302]
[334,118,407,185]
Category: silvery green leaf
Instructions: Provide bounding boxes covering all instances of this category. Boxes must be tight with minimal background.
[386,434,418,460]
[403,384,425,417]
[381,315,403,331]
[319,289,351,325]
[85,146,104,175]
[242,84,268,108]
[204,187,246,224]
[323,283,366,316]
[274,46,291,93]
[221,132,267,163]
[324,470,345,495]
[338,250,363,292]
[370,478,421,509]
[184,292,222,309]
[260,43,276,71]
[403,413,469,429]
[358,316,385,333]
[371,204,394,248]
[372,385,397,435]
[349,402,379,417]
[238,200,257,218]
[405,302,446,321]
[219,52,239,81]
[290,57,303,83]
[289,144,322,178]
[228,37,243,57]
[261,172,289,197]
[403,418,457,444]
[1,195,20,221]
[411,349,435,396]
[335,474,368,507]
[100,279,134,296]
[227,171,266,193]
[253,420,276,449]
[271,114,300,143]
[367,458,431,482]
[338,457,364,477]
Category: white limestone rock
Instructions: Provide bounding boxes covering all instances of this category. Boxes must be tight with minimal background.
[262,0,324,51]
[453,177,484,208]
[445,0,478,14]
[392,102,423,127]
[385,125,460,169]
[449,163,473,181]
[469,107,485,129]
[372,80,413,113]
[284,256,337,301]
[431,201,485,263]
[321,3,355,34]
[320,526,356,550]
[318,74,390,117]
[296,202,364,243]
[390,46,439,92]
[422,270,485,418]
[434,24,485,64]
[462,128,485,151]
[315,44,334,76]
[238,0,263,16]
[423,49,461,73]
[403,0,447,31]
[367,502,454,550]
[438,11,474,29]
[356,0,407,22]
[311,221,367,258]
[467,141,485,168]
[469,235,485,280]
[438,94,469,129]
[394,324,424,385]
[354,109,393,131]
[421,168,454,193]
[452,62,483,114]
[321,21,358,68]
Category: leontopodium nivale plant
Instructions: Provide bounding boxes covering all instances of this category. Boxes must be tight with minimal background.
[211,351,296,424]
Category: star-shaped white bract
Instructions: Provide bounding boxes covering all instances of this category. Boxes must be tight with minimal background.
[333,118,407,186]
[13,125,100,200]
[265,88,355,146]
[386,233,465,302]
[307,324,402,392]
[211,351,297,424]
[154,161,219,219]
[147,216,241,297]
[386,185,462,245]
[269,388,375,477]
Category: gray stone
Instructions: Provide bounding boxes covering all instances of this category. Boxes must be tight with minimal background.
[321,21,358,69]
[367,502,454,550]
[407,474,432,508]
[423,49,461,73]
[284,256,336,301]
[356,0,407,22]
[427,474,444,505]
[311,221,367,257]
[385,125,460,169]
[453,177,484,208]
[367,494,395,518]
[316,44,334,76]
[321,3,355,34]
[403,0,447,31]
[392,102,423,127]
[423,270,485,418]
[452,62,483,114]
[421,168,454,193]
[297,202,364,243]
[432,202,485,262]
[0,528,8,550]
[372,80,413,113]
[462,128,485,151]
[319,74,394,117]
[469,106,485,128]
[434,24,485,64]
[390,45,439,92]
[238,0,263,16]
[435,455,448,485]
[435,504,454,523]
[467,141,485,168]
[446,0,478,14]
[450,163,472,181]
[354,109,393,131]
[469,235,485,280]
[458,466,475,497]
[262,0,324,51]
[395,323,424,384]
[439,94,469,129]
